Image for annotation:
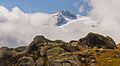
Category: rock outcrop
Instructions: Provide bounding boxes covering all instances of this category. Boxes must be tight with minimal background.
[79,32,116,49]
[0,47,14,66]
[0,33,118,66]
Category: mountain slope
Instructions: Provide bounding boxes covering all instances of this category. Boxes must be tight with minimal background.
[0,33,118,66]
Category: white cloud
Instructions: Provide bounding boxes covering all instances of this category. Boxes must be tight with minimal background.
[0,0,120,48]
[0,6,95,48]
[0,6,58,47]
[87,0,120,43]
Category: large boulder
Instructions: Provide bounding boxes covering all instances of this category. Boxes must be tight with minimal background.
[79,32,116,49]
[33,35,50,44]
[46,47,65,57]
[14,46,28,52]
[27,35,51,54]
[0,47,14,66]
[35,57,45,66]
[47,54,82,66]
[17,56,35,66]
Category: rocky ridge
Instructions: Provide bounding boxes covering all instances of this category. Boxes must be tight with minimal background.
[0,32,119,66]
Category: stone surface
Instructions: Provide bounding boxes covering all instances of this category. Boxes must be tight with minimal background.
[17,57,35,66]
[0,33,118,66]
[35,57,45,66]
[63,62,71,66]
[14,46,28,52]
[79,32,116,49]
[46,47,65,57]
[0,47,14,66]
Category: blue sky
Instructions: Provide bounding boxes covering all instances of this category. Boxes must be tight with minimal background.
[0,0,91,16]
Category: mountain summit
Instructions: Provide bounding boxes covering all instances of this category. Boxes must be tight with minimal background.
[53,10,101,27]
[53,10,77,26]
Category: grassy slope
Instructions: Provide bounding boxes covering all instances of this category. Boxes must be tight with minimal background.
[72,45,120,66]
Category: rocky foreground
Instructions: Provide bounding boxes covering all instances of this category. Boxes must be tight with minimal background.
[1,32,120,66]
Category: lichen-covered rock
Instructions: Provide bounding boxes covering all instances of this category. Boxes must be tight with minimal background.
[106,36,116,48]
[69,40,81,50]
[69,40,78,47]
[14,46,28,52]
[33,35,50,44]
[62,43,80,52]
[17,56,35,66]
[27,35,50,54]
[63,62,71,66]
[53,40,80,52]
[79,32,116,49]
[48,61,63,66]
[46,47,65,57]
[39,46,47,56]
[47,54,82,66]
[35,57,45,66]
[0,47,15,66]
[0,33,117,66]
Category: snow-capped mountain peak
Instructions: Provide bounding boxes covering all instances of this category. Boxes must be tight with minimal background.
[53,10,100,27]
[53,10,77,26]
[59,10,77,19]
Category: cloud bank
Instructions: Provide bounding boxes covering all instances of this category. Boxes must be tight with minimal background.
[0,0,120,47]
[0,6,93,47]
[88,0,120,44]
[0,6,57,47]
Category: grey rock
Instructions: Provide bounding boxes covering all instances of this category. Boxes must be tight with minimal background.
[33,35,50,44]
[35,57,45,66]
[48,61,63,66]
[79,32,116,49]
[115,53,120,58]
[62,43,80,52]
[69,40,78,47]
[14,46,28,52]
[106,36,116,48]
[18,56,35,66]
[69,40,80,50]
[0,47,14,66]
[27,35,51,54]
[0,33,117,66]
[67,55,82,66]
[63,62,71,66]
[48,53,82,66]
[46,47,65,57]
[40,46,46,56]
